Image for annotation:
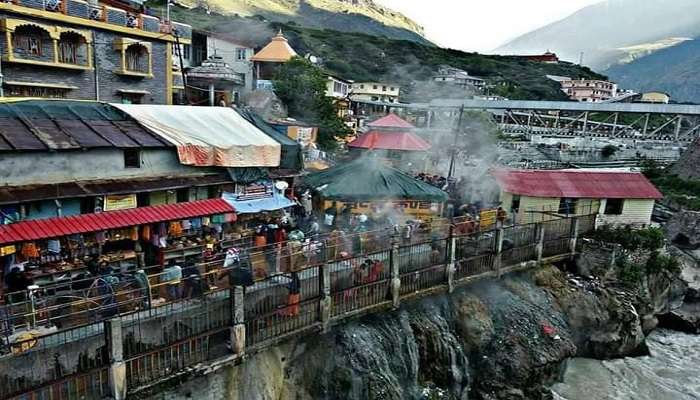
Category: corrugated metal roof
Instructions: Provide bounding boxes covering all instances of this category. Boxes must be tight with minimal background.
[0,100,169,151]
[0,173,232,205]
[367,113,415,129]
[0,198,235,244]
[491,169,663,199]
[348,130,431,151]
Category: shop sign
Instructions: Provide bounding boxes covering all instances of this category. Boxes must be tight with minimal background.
[325,200,441,217]
[0,245,16,256]
[234,181,273,201]
[104,194,137,211]
[479,208,498,229]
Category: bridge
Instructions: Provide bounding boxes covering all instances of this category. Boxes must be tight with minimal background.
[0,215,594,400]
[354,99,700,142]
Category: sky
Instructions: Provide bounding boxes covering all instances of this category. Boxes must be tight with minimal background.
[375,0,602,53]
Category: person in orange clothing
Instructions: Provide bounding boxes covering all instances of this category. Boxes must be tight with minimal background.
[284,271,301,317]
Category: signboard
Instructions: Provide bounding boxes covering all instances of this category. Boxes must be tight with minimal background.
[324,200,442,218]
[234,181,273,201]
[103,194,137,211]
[479,208,498,230]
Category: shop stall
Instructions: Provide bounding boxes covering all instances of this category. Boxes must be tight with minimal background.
[0,199,237,296]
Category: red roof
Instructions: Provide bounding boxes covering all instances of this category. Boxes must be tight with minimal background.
[367,113,415,129]
[348,130,431,151]
[0,198,235,245]
[491,169,663,199]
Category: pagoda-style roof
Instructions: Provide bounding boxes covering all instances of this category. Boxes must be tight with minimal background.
[367,113,415,129]
[187,56,243,85]
[251,31,298,63]
[348,130,430,151]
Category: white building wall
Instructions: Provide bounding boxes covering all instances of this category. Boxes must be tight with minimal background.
[597,198,655,227]
[205,38,255,94]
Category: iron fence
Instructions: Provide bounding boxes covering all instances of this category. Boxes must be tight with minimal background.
[400,264,446,295]
[455,253,495,280]
[331,279,391,317]
[5,366,109,400]
[245,299,319,347]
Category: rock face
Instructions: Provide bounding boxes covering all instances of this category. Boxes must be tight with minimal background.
[665,210,700,248]
[149,255,686,400]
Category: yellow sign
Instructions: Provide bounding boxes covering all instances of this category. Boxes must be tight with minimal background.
[324,200,442,218]
[104,194,137,211]
[0,245,16,256]
[479,209,497,230]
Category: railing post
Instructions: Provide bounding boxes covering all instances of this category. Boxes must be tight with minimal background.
[105,318,126,400]
[390,238,401,309]
[569,217,580,257]
[494,228,504,278]
[536,223,545,263]
[230,286,245,356]
[319,263,332,333]
[446,227,456,293]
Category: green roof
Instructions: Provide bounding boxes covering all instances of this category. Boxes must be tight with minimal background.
[304,157,448,202]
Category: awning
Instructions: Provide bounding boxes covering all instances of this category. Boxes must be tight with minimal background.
[112,104,281,168]
[222,191,295,214]
[0,198,235,245]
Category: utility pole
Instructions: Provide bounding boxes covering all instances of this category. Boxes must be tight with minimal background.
[447,105,464,180]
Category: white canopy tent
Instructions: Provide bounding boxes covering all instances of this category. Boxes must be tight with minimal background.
[113,104,281,168]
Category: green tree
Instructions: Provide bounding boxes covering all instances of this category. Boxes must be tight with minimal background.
[273,57,350,150]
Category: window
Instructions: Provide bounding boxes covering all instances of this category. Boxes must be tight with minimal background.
[123,149,141,168]
[80,197,97,214]
[136,192,150,207]
[382,85,387,91]
[235,48,246,61]
[120,93,143,104]
[373,85,378,90]
[511,195,521,213]
[58,32,87,65]
[604,198,624,215]
[371,96,379,101]
[558,198,578,215]
[125,44,149,73]
[13,26,44,56]
[182,44,191,60]
[360,84,364,89]
[390,86,395,91]
[176,188,190,203]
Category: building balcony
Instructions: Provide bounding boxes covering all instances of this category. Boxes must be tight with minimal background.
[1,0,192,39]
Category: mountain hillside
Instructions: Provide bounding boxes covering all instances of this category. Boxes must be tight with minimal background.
[174,0,427,43]
[606,39,700,103]
[495,0,700,71]
[172,7,606,101]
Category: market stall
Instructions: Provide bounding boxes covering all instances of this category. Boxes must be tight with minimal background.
[0,199,237,296]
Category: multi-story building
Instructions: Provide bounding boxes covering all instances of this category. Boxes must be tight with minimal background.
[350,82,400,103]
[174,31,254,96]
[326,75,351,118]
[432,66,485,91]
[560,79,618,102]
[0,0,192,104]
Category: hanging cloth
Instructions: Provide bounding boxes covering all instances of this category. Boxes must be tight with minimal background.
[181,219,192,230]
[168,221,183,237]
[47,239,61,254]
[142,225,151,241]
[21,242,40,258]
[130,226,139,241]
[202,217,211,226]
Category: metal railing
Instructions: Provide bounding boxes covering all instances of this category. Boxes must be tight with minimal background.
[1,215,590,398]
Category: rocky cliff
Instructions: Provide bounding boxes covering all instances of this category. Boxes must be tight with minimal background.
[174,0,427,43]
[146,244,694,400]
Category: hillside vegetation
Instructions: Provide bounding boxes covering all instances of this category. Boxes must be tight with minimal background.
[172,7,606,101]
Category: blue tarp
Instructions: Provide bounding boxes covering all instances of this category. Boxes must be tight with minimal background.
[222,191,296,214]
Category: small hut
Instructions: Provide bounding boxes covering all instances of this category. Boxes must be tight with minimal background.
[303,156,447,221]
